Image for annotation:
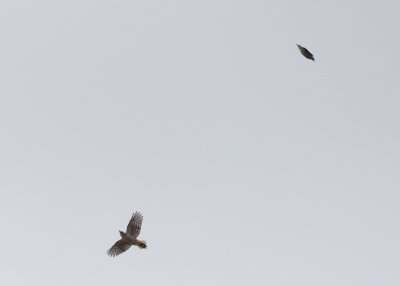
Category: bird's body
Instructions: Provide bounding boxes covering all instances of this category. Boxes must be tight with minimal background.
[119,231,147,249]
[107,212,147,257]
[297,44,315,61]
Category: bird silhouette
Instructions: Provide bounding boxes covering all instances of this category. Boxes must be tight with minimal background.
[297,44,315,61]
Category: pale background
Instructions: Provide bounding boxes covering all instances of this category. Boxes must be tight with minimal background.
[1,1,399,285]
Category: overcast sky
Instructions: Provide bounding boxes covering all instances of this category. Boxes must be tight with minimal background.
[1,1,399,285]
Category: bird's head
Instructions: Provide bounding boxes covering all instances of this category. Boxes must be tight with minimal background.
[119,231,126,238]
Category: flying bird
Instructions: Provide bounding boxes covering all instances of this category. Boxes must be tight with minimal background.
[297,44,315,61]
[107,211,147,257]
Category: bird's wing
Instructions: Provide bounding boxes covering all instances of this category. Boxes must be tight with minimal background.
[126,211,144,238]
[303,48,314,58]
[297,46,315,61]
[107,239,132,257]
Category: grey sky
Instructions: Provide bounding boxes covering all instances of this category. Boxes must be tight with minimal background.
[1,1,399,285]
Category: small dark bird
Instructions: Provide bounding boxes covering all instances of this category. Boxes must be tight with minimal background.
[107,211,147,257]
[297,44,315,61]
